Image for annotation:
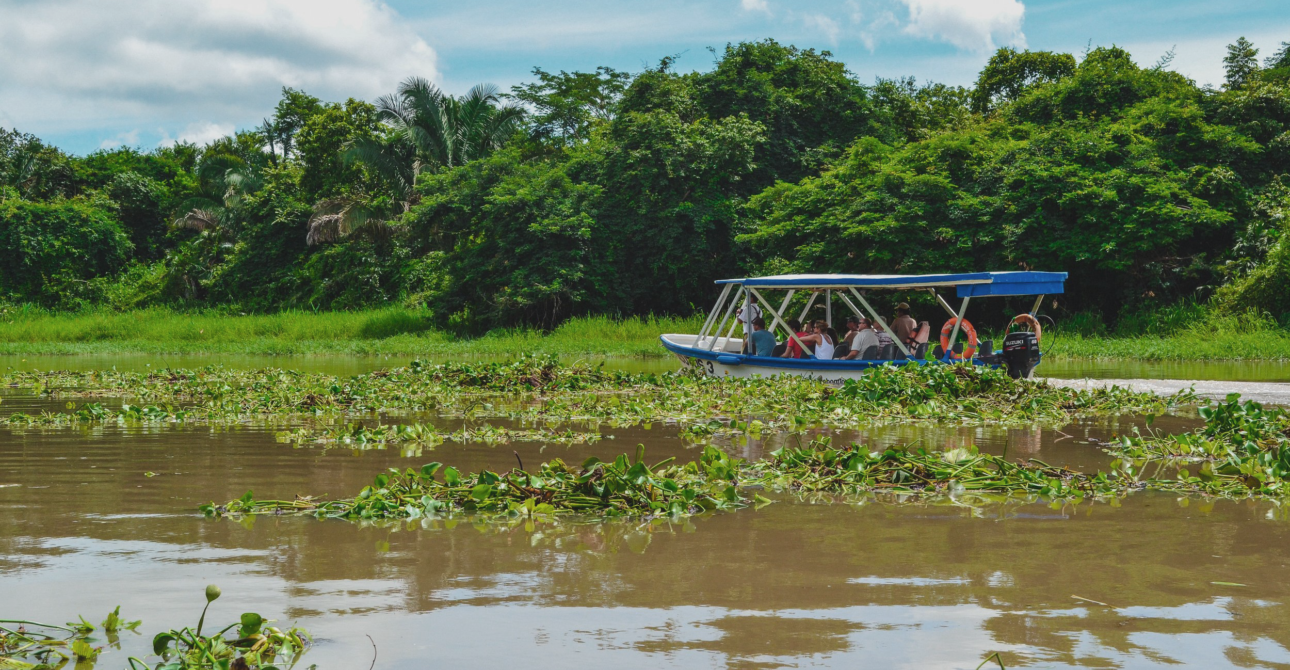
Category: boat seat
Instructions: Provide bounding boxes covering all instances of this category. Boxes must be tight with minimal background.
[879,344,895,360]
[932,344,945,358]
[832,344,850,359]
[859,345,879,360]
[913,342,929,359]
[771,342,787,358]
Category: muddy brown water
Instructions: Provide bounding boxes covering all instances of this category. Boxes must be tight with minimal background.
[4,383,1290,669]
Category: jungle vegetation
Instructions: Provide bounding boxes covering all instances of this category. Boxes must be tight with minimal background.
[3,38,1290,337]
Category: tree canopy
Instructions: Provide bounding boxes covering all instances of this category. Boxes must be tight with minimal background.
[4,37,1290,328]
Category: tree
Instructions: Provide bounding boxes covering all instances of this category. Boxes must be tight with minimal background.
[971,48,1076,114]
[510,66,630,146]
[696,40,876,190]
[308,78,524,245]
[1269,42,1290,69]
[1224,37,1260,90]
[259,88,322,165]
[0,196,132,305]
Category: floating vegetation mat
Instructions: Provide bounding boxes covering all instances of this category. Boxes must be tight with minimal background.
[0,356,1188,437]
[207,392,1290,525]
[207,446,750,521]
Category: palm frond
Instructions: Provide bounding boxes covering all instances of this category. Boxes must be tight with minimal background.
[173,208,222,232]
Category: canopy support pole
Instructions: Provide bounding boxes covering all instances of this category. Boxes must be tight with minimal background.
[928,289,958,318]
[708,287,744,352]
[748,287,815,359]
[848,288,911,358]
[1029,295,1044,316]
[945,296,971,360]
[834,292,867,321]
[696,283,733,347]
[798,291,819,322]
[777,290,796,326]
[826,290,832,327]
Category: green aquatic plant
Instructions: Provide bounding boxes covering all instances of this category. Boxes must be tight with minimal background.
[1,608,139,669]
[275,421,606,451]
[1106,393,1290,498]
[204,446,748,521]
[0,356,1186,436]
[750,438,1115,501]
[130,586,310,670]
[0,591,309,670]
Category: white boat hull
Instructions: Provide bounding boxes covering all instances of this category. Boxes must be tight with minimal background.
[660,333,929,381]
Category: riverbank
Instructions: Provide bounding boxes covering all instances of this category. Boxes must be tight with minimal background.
[1,308,1289,362]
[0,309,703,357]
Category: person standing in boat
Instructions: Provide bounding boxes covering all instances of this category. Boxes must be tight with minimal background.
[892,302,918,347]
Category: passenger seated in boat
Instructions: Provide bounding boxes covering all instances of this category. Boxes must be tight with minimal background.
[748,317,777,357]
[843,318,880,359]
[808,320,835,360]
[892,303,917,347]
[779,319,812,358]
[825,326,841,358]
[840,316,861,353]
[874,322,895,356]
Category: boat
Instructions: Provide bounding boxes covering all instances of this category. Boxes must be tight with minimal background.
[660,271,1066,381]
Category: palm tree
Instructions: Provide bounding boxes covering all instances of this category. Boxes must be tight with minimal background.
[306,78,523,245]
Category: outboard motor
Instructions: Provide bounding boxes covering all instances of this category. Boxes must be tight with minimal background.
[1002,331,1040,379]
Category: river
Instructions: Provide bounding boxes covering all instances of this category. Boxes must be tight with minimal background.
[2,358,1289,669]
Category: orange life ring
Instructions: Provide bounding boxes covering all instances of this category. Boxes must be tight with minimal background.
[939,318,978,360]
[1010,313,1042,344]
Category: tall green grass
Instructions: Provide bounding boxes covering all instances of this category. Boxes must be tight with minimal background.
[1,305,1288,361]
[1048,310,1290,361]
[0,308,705,357]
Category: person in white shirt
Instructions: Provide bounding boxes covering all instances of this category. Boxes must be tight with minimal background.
[735,302,761,336]
[844,318,880,359]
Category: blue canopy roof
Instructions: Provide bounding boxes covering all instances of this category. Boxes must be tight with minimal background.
[715,272,1066,297]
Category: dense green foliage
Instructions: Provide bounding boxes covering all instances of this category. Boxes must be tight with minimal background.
[5,37,1290,333]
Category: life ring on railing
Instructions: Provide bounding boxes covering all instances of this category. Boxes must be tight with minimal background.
[939,318,978,360]
[1010,313,1042,344]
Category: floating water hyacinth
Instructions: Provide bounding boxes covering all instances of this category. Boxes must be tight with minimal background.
[204,446,748,521]
[0,356,1188,434]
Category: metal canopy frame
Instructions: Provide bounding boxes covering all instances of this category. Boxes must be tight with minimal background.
[697,273,1063,362]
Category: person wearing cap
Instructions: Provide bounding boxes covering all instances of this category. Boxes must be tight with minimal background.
[891,302,917,346]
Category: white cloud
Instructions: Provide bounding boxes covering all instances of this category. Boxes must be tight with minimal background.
[740,0,770,13]
[99,129,141,150]
[0,0,439,144]
[803,14,843,45]
[898,0,1026,52]
[157,122,237,148]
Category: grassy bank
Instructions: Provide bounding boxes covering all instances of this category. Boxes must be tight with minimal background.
[1043,310,1290,362]
[1,307,1290,361]
[0,308,704,357]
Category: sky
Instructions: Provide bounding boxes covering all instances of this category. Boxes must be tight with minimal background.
[1,0,1288,155]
